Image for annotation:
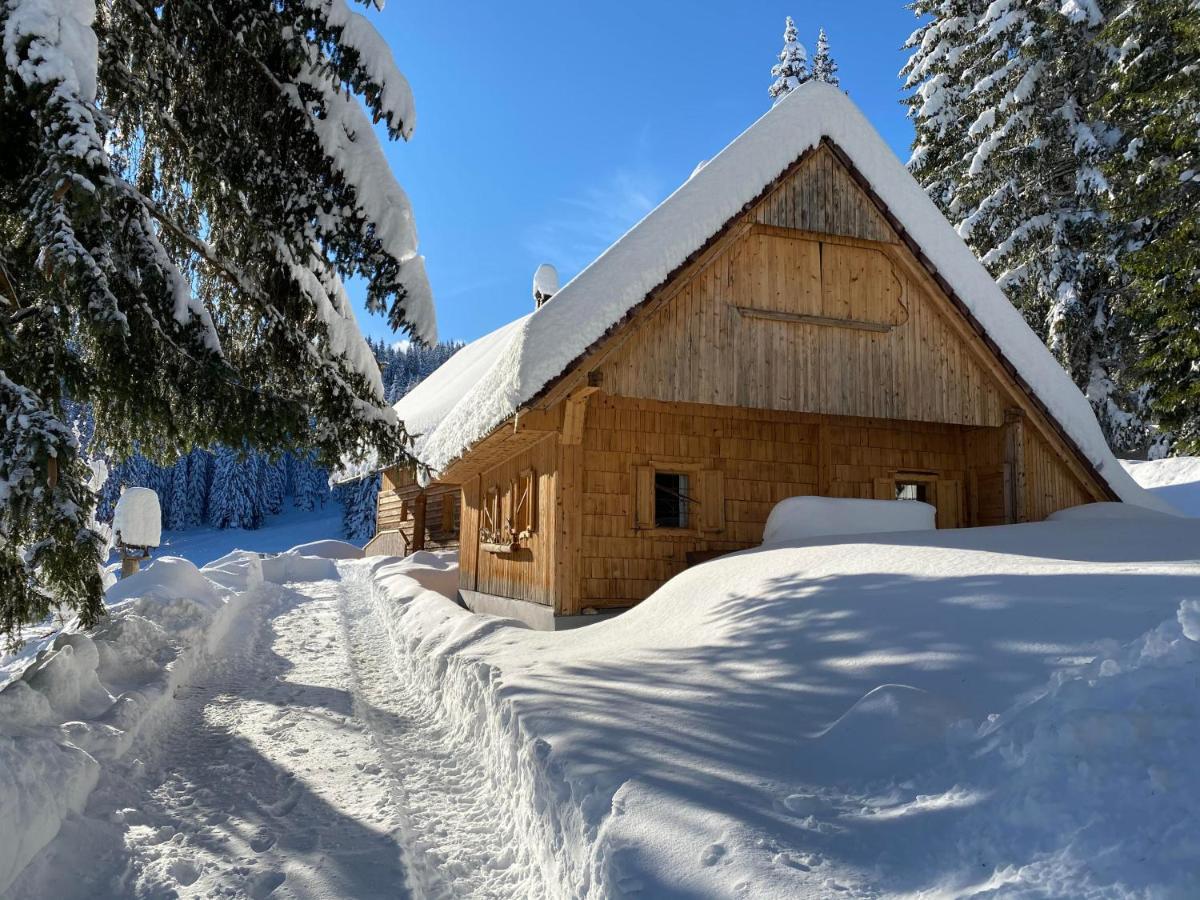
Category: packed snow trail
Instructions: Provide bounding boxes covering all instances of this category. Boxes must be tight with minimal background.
[7,565,546,899]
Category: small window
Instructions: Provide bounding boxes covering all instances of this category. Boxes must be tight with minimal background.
[896,481,929,502]
[654,472,691,529]
[400,498,410,522]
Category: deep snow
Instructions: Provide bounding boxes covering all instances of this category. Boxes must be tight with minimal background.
[1122,456,1200,516]
[366,508,1200,898]
[4,504,1199,897]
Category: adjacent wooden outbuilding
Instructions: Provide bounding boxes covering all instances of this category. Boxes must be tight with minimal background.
[375,84,1141,629]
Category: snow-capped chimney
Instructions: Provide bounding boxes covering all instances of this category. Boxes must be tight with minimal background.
[533,263,559,308]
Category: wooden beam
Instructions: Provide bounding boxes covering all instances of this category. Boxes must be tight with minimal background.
[412,491,427,552]
[1004,409,1028,523]
[734,305,893,334]
[561,386,599,445]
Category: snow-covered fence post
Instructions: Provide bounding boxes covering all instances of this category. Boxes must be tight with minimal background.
[112,487,162,578]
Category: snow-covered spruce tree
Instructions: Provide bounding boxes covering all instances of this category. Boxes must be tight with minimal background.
[184,449,211,526]
[811,27,840,86]
[902,0,989,216]
[261,453,287,517]
[1,1,433,641]
[1098,0,1200,452]
[166,456,191,530]
[337,472,380,542]
[291,450,329,512]
[769,16,809,103]
[904,0,1154,454]
[207,446,263,530]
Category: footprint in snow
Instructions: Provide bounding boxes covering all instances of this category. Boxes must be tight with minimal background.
[247,869,286,899]
[700,843,727,866]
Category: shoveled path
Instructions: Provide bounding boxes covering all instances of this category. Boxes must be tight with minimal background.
[7,565,536,900]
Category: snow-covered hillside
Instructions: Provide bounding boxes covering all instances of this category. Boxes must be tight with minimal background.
[4,506,1198,898]
[1122,456,1200,517]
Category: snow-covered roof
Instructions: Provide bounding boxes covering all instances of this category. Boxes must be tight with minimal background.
[395,82,1165,510]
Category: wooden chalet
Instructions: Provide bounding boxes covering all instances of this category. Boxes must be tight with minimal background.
[373,83,1151,629]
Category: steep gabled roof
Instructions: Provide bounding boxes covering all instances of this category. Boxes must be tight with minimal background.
[393,82,1165,510]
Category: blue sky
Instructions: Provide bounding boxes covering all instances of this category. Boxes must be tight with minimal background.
[361,2,921,346]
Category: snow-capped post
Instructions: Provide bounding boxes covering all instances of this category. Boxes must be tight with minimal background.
[812,27,839,87]
[769,16,809,104]
[533,264,559,308]
[112,487,162,578]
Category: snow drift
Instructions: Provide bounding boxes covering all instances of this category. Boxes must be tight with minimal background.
[366,511,1200,897]
[762,495,935,544]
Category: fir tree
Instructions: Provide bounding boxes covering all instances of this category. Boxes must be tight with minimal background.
[769,16,809,103]
[903,0,1156,454]
[261,453,286,517]
[1,0,433,640]
[185,449,212,526]
[166,457,192,531]
[902,0,989,215]
[1099,0,1200,451]
[811,28,840,86]
[292,451,329,513]
[338,473,380,542]
[208,446,263,530]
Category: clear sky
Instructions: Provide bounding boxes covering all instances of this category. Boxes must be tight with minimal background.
[360,2,921,346]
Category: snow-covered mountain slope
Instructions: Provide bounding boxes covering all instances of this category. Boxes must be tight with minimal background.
[368,508,1200,898]
[1122,456,1200,516]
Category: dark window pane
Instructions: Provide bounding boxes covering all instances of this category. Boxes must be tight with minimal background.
[655,473,690,528]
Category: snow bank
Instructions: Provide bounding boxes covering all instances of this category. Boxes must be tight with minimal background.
[111,486,161,548]
[403,81,1162,513]
[365,513,1200,897]
[1122,456,1200,516]
[0,548,340,894]
[762,496,935,544]
[286,538,364,559]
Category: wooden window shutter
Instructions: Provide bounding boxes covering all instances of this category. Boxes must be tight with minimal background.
[514,468,537,535]
[697,470,725,532]
[873,477,894,500]
[633,466,655,530]
[937,480,961,529]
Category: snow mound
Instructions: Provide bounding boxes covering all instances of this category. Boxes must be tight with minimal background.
[373,549,459,599]
[1047,500,1179,523]
[1122,456,1200,516]
[105,556,221,607]
[763,496,936,544]
[286,539,364,560]
[112,487,161,548]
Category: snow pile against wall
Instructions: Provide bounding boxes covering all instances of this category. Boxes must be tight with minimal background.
[405,82,1162,511]
[0,544,341,894]
[366,512,1200,897]
[1122,456,1200,517]
[762,496,935,544]
[111,487,161,548]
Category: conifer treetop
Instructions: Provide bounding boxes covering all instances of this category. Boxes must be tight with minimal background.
[769,16,810,103]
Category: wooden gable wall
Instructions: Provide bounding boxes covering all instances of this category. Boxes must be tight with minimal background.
[594,145,1011,429]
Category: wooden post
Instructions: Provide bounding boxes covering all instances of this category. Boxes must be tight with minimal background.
[412,491,427,553]
[1004,409,1027,523]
